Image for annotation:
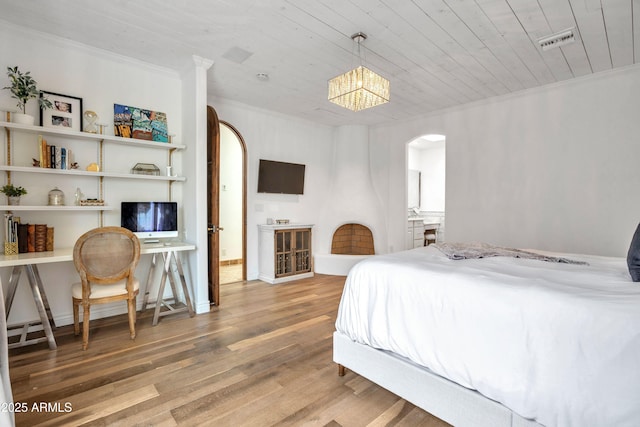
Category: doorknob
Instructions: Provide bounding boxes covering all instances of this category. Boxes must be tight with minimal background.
[208,224,225,233]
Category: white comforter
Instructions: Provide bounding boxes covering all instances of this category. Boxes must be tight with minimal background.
[335,245,640,427]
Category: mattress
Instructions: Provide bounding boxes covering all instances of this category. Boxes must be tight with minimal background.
[335,245,640,427]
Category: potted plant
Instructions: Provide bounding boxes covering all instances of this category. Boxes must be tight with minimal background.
[3,66,52,125]
[0,184,27,205]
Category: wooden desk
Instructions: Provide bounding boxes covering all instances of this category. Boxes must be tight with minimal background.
[0,241,196,349]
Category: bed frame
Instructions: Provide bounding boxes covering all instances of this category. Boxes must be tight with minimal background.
[333,331,543,427]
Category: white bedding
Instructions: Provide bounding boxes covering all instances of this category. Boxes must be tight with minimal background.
[335,245,640,427]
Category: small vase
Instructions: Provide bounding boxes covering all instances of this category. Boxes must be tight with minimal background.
[8,196,21,206]
[11,113,35,126]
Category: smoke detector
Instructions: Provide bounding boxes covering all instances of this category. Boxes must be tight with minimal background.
[538,28,575,51]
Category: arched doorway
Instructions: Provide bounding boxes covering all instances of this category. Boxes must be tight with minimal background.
[207,106,247,305]
[218,121,247,285]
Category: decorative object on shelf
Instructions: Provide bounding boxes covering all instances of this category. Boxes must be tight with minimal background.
[40,91,83,132]
[70,162,79,169]
[47,187,65,206]
[3,66,53,125]
[131,162,160,176]
[328,33,390,112]
[32,158,40,167]
[276,219,290,225]
[79,199,105,206]
[83,110,98,133]
[86,162,100,172]
[0,184,27,205]
[4,241,18,255]
[74,187,84,206]
[4,213,18,255]
[114,103,168,142]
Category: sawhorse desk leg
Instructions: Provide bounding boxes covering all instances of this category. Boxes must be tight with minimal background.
[142,250,195,326]
[5,265,57,350]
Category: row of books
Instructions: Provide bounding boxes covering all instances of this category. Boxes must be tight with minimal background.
[38,136,74,169]
[4,214,54,253]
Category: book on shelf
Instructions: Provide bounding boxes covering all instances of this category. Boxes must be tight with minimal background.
[27,224,35,252]
[46,227,54,251]
[17,224,28,253]
[60,147,66,170]
[34,224,47,252]
[50,145,57,169]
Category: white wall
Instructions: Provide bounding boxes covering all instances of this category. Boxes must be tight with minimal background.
[0,23,191,325]
[208,98,335,280]
[371,64,640,257]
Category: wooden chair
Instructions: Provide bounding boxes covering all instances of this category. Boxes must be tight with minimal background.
[72,226,141,350]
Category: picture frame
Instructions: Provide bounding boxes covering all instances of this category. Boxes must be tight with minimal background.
[40,91,83,132]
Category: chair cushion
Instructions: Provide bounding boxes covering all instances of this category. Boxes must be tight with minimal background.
[72,277,140,299]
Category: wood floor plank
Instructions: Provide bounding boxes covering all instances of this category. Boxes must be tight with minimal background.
[9,274,450,426]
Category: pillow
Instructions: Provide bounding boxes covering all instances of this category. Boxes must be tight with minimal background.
[627,223,640,281]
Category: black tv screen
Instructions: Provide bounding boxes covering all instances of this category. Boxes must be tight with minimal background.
[257,159,305,195]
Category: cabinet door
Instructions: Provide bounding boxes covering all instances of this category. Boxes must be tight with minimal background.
[293,229,311,273]
[275,230,292,276]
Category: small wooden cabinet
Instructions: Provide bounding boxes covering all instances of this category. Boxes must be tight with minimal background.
[258,224,313,284]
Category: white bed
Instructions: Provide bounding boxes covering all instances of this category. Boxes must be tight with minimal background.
[333,245,640,427]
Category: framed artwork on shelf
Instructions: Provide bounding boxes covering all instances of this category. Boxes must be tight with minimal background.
[40,91,83,132]
[114,103,168,142]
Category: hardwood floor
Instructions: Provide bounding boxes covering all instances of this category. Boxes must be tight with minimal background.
[220,263,243,284]
[8,274,450,426]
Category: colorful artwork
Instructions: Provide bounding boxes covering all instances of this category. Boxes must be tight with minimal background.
[150,111,168,142]
[114,104,168,142]
[131,107,153,140]
[113,104,132,138]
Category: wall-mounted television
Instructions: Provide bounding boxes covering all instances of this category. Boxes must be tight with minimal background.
[121,201,178,242]
[257,159,305,195]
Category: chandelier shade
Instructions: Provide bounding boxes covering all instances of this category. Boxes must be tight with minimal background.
[328,32,390,112]
[328,65,390,112]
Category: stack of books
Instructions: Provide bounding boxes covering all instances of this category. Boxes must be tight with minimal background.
[38,136,73,169]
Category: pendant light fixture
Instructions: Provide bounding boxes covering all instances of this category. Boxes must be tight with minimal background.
[328,32,390,112]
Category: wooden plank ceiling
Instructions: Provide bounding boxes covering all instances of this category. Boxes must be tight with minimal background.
[1,0,637,126]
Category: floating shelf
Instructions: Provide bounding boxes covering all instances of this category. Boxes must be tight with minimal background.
[0,205,114,211]
[0,121,186,150]
[0,165,185,181]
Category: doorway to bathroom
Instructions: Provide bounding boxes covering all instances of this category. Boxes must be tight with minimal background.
[407,134,446,248]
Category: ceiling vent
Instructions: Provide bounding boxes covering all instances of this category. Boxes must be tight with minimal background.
[538,28,575,51]
[222,46,253,64]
